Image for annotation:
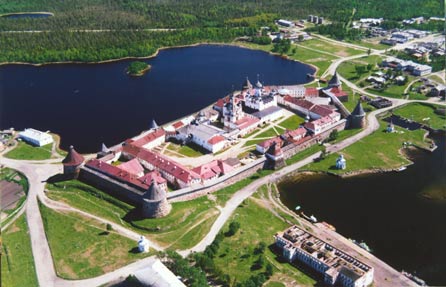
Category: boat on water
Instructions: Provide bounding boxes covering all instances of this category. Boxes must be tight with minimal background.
[301,212,317,223]
[402,271,427,286]
[295,205,301,211]
[396,166,407,172]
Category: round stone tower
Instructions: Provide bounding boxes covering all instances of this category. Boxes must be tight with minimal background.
[350,100,366,129]
[142,181,171,218]
[62,145,85,177]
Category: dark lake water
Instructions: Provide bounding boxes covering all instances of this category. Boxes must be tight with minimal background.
[2,13,53,19]
[278,136,446,286]
[0,45,314,153]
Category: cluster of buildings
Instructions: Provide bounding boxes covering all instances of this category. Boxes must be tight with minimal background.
[381,56,432,76]
[275,225,374,287]
[404,39,445,58]
[413,78,446,98]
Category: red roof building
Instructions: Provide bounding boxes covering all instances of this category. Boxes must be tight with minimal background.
[192,160,234,181]
[117,158,144,177]
[305,87,319,97]
[85,159,167,191]
[130,128,166,149]
[207,135,225,145]
[123,143,201,188]
[256,137,283,154]
[282,127,307,142]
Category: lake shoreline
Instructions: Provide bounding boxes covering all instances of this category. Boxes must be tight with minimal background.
[0,41,317,77]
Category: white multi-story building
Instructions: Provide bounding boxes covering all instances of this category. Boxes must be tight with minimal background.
[275,225,374,287]
[18,128,54,146]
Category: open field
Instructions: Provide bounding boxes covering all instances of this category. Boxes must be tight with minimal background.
[277,114,305,130]
[337,55,383,84]
[1,215,38,287]
[4,141,53,160]
[212,185,317,285]
[165,142,206,157]
[303,120,431,174]
[45,169,274,250]
[393,103,446,130]
[347,40,389,50]
[237,41,336,76]
[46,180,218,249]
[39,202,151,279]
[299,38,364,57]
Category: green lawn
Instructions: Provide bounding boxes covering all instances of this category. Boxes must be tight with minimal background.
[347,40,389,50]
[366,80,412,99]
[256,127,281,138]
[237,41,336,76]
[39,202,151,279]
[46,180,218,250]
[393,103,446,130]
[1,215,38,287]
[304,120,430,173]
[4,141,53,160]
[299,38,364,57]
[337,55,382,84]
[277,114,305,130]
[166,142,205,157]
[212,186,316,285]
[285,144,324,165]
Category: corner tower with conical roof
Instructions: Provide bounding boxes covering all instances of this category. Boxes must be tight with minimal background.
[62,145,85,176]
[141,181,171,218]
[242,77,253,90]
[350,100,366,129]
[328,71,341,89]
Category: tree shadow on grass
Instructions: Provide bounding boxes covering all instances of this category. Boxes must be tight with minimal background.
[129,247,140,254]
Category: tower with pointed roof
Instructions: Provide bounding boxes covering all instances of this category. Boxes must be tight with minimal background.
[328,71,341,89]
[350,100,366,129]
[141,181,171,218]
[242,77,253,90]
[149,119,159,130]
[62,145,85,176]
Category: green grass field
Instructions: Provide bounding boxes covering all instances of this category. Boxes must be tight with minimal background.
[347,40,389,50]
[46,179,218,250]
[393,103,446,130]
[166,142,206,157]
[277,114,305,130]
[366,77,414,99]
[336,55,382,84]
[4,141,53,160]
[285,144,324,165]
[299,38,364,57]
[1,215,38,287]
[237,41,336,76]
[45,170,272,251]
[39,202,151,279]
[212,186,316,285]
[304,120,430,173]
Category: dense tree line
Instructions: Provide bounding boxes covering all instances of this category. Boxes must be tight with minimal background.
[0,0,443,63]
[0,27,256,63]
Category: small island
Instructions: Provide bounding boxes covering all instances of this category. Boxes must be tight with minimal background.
[127,61,151,77]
